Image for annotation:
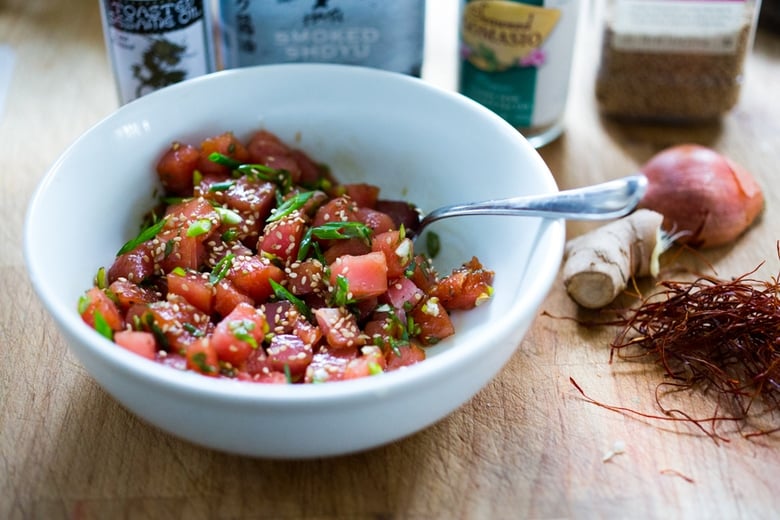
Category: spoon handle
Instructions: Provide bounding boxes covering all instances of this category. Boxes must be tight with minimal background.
[419,174,648,230]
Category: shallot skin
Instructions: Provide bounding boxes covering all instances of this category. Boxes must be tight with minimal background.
[638,144,764,248]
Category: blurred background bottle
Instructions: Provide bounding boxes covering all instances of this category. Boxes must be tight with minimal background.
[759,0,780,31]
[218,0,426,76]
[458,0,581,148]
[595,0,762,122]
[99,0,216,105]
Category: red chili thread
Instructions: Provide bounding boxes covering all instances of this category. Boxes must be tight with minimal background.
[568,250,780,441]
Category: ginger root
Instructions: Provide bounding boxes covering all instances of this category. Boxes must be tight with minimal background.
[563,209,669,309]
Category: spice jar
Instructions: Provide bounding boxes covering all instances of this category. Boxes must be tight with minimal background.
[217,0,426,76]
[458,0,582,148]
[99,0,216,105]
[595,0,761,122]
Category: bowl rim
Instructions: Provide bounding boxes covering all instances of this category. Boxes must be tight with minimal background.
[24,63,566,407]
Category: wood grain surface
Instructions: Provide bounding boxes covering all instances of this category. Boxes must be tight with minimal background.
[3,1,780,518]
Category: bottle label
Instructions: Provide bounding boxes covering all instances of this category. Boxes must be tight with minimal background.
[611,0,746,54]
[459,0,576,131]
[102,0,214,103]
[461,1,561,72]
[219,0,425,76]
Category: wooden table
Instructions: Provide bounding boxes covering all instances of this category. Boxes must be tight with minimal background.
[3,1,780,518]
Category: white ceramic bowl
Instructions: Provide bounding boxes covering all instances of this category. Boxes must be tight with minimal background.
[24,64,564,458]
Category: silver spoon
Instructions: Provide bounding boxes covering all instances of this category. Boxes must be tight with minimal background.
[415,174,648,235]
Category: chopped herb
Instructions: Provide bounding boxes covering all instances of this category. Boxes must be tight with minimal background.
[215,206,243,225]
[77,294,89,315]
[192,169,202,186]
[163,196,185,205]
[229,319,258,349]
[368,361,383,376]
[183,323,205,337]
[187,218,213,237]
[117,217,167,256]
[207,151,241,169]
[299,174,332,192]
[209,180,235,192]
[209,253,235,285]
[332,275,354,307]
[426,231,441,259]
[170,266,187,276]
[222,229,239,242]
[236,162,284,179]
[372,334,404,358]
[267,191,315,223]
[94,267,108,290]
[93,311,113,340]
[269,279,313,322]
[298,221,372,261]
[191,351,215,373]
[208,152,292,192]
[283,364,292,384]
[406,316,421,337]
[146,314,169,350]
[164,238,175,258]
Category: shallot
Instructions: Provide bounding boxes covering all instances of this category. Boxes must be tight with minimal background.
[638,144,764,248]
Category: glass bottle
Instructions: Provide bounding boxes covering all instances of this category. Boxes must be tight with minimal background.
[218,0,426,76]
[458,0,582,148]
[595,0,762,121]
[99,0,217,105]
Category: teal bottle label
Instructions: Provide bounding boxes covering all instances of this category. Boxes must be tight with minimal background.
[459,0,578,134]
[219,0,426,76]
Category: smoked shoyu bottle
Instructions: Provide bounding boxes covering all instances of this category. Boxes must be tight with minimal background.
[459,0,581,148]
[99,0,217,105]
[218,0,426,76]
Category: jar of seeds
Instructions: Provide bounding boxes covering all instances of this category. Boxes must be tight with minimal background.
[595,0,761,122]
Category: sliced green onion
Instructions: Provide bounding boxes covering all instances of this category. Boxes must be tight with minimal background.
[186,218,213,237]
[182,322,205,337]
[208,152,293,192]
[93,311,113,340]
[146,313,169,350]
[426,231,441,259]
[94,267,108,290]
[207,151,241,169]
[221,229,239,242]
[229,319,258,349]
[269,279,312,322]
[267,191,315,223]
[237,163,291,192]
[297,221,372,261]
[332,274,354,307]
[77,294,89,315]
[163,239,174,258]
[209,180,235,192]
[191,351,215,374]
[117,218,167,256]
[215,206,243,225]
[209,253,235,285]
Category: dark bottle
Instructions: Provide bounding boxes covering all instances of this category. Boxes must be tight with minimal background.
[100,0,216,104]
